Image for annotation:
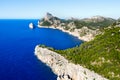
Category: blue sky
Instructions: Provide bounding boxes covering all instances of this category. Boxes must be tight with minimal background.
[0,0,120,19]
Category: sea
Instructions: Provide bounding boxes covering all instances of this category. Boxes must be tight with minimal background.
[0,19,82,80]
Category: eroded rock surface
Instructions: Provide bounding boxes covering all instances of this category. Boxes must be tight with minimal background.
[35,46,108,80]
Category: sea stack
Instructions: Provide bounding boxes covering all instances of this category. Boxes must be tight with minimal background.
[29,23,34,29]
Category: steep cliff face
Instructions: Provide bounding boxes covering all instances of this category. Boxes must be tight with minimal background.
[35,46,108,80]
[38,13,61,27]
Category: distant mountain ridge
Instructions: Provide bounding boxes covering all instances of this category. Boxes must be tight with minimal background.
[38,13,116,30]
[82,16,114,22]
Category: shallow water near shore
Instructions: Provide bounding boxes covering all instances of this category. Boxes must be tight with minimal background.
[0,19,82,80]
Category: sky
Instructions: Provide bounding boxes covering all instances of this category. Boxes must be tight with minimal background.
[0,0,120,19]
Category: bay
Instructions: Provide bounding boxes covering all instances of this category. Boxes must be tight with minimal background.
[0,19,82,80]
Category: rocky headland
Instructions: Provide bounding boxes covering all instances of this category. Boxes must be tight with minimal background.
[38,13,115,41]
[35,13,120,80]
[35,45,108,80]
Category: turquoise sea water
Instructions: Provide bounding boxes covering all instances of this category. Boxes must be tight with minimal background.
[0,19,82,80]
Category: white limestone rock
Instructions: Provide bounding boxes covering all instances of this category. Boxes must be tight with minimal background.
[45,12,53,21]
[29,23,34,29]
[35,46,108,80]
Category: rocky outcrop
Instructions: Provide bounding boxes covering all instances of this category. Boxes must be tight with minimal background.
[38,13,61,27]
[44,13,53,21]
[38,13,77,28]
[35,45,108,80]
[29,23,34,29]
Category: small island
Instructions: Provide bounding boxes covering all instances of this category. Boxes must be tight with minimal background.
[29,23,34,29]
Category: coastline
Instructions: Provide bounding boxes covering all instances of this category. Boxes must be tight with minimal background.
[35,13,119,80]
[37,25,98,42]
[35,46,108,80]
[35,22,105,80]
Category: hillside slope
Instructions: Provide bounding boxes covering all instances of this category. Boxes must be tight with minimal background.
[55,26,120,80]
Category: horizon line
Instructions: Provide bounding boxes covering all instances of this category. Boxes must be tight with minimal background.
[0,15,119,20]
[0,18,40,19]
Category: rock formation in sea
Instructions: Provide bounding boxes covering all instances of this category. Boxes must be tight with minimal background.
[35,45,108,80]
[29,23,34,29]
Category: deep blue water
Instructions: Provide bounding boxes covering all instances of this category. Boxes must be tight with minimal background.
[0,19,82,80]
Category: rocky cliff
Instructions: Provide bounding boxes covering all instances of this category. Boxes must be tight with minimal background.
[38,13,103,41]
[54,26,120,80]
[35,45,108,80]
[38,13,116,41]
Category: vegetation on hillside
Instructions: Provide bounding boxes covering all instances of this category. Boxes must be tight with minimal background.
[40,15,116,30]
[55,26,120,80]
[73,19,115,30]
[40,18,51,26]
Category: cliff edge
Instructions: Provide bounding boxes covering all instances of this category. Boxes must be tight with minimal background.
[35,45,108,80]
